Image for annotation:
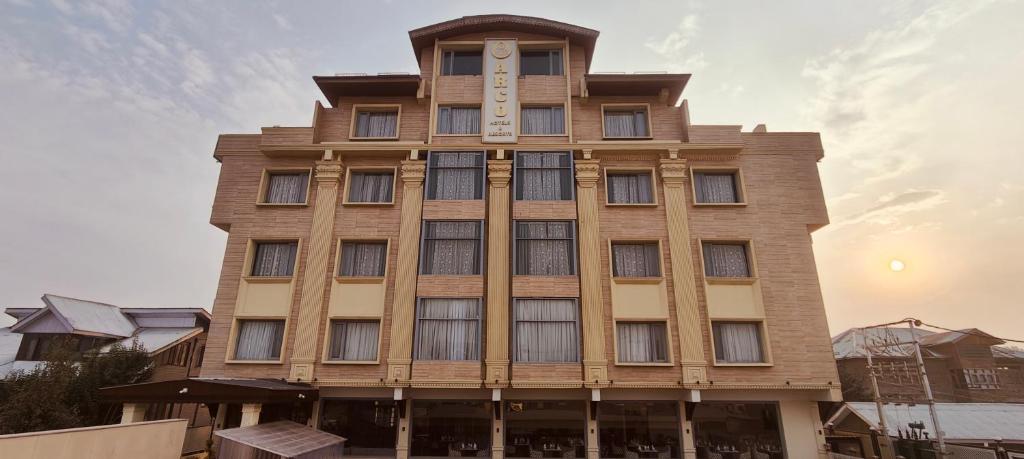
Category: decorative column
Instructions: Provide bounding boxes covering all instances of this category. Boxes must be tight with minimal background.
[485,160,513,387]
[120,403,146,424]
[289,159,343,382]
[240,403,262,427]
[386,160,427,384]
[681,402,697,459]
[659,159,707,383]
[396,399,412,459]
[575,159,609,385]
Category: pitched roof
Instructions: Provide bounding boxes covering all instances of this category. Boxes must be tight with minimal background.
[43,294,137,337]
[831,327,939,359]
[918,328,1004,346]
[832,402,1024,442]
[97,327,203,355]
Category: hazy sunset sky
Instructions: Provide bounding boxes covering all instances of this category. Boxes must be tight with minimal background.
[1,0,1021,339]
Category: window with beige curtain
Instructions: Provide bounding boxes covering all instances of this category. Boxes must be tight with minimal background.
[339,241,387,277]
[514,151,573,200]
[263,172,309,204]
[694,172,740,203]
[354,110,398,138]
[426,151,484,200]
[702,242,751,277]
[611,242,662,277]
[712,322,764,363]
[328,320,380,361]
[513,298,579,362]
[347,171,394,203]
[414,298,481,360]
[436,106,481,135]
[616,322,669,363]
[234,320,285,360]
[520,106,565,135]
[514,221,576,275]
[603,109,649,138]
[606,171,655,204]
[421,221,482,275]
[250,241,298,277]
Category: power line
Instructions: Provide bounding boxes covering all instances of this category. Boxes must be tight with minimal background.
[916,321,1024,345]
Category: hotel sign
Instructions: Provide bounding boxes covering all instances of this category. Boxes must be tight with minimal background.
[483,39,517,143]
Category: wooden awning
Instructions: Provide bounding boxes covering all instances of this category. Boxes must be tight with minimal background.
[584,73,691,105]
[99,378,318,404]
[313,74,421,107]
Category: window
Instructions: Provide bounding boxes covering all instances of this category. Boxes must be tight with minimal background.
[262,171,309,204]
[346,170,394,203]
[611,242,661,277]
[250,241,298,277]
[952,368,1001,389]
[712,322,765,363]
[339,241,388,277]
[693,171,741,204]
[327,320,380,362]
[616,322,669,363]
[606,171,655,204]
[436,106,482,135]
[353,109,399,138]
[520,49,563,76]
[514,151,573,200]
[441,50,483,75]
[233,320,285,361]
[426,151,485,200]
[411,401,490,457]
[505,401,585,458]
[514,221,576,276]
[414,298,481,360]
[520,106,566,135]
[702,242,751,278]
[421,221,483,275]
[598,401,680,459]
[603,107,649,138]
[692,403,784,458]
[320,400,398,457]
[513,299,579,363]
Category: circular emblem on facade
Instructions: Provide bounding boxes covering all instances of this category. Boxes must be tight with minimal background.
[491,41,512,59]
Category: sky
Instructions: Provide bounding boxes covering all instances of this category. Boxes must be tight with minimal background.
[0,0,1021,340]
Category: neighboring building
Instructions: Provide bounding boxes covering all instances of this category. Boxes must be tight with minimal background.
[112,14,841,459]
[832,326,1024,404]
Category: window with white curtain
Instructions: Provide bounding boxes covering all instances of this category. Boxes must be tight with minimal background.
[520,49,563,76]
[702,242,751,278]
[606,171,655,204]
[616,322,669,363]
[414,298,481,360]
[603,108,649,138]
[441,50,483,75]
[421,221,482,275]
[513,298,579,363]
[426,151,485,200]
[327,320,380,361]
[694,171,741,204]
[234,320,285,361]
[436,106,481,135]
[354,110,398,138]
[339,241,387,277]
[263,172,309,204]
[514,151,573,200]
[347,171,394,203]
[520,106,565,135]
[712,322,765,363]
[611,242,662,277]
[514,221,576,276]
[250,241,298,277]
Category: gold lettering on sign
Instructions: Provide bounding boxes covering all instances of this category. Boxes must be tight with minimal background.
[483,39,518,142]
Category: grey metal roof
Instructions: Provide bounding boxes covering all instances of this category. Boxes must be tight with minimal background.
[831,327,938,359]
[834,402,1024,442]
[41,294,138,337]
[0,327,22,366]
[215,421,345,457]
[97,327,203,355]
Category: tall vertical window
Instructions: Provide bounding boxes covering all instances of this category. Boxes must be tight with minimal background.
[250,241,298,277]
[234,320,285,361]
[702,242,751,278]
[327,320,380,362]
[712,322,765,364]
[598,401,681,459]
[514,151,573,200]
[414,298,481,360]
[693,171,741,204]
[520,106,566,135]
[441,50,483,75]
[603,107,650,138]
[436,106,481,135]
[616,322,668,363]
[520,49,563,75]
[262,172,309,204]
[514,221,576,276]
[353,109,399,138]
[606,171,655,204]
[421,221,483,275]
[611,242,661,277]
[426,151,485,200]
[339,241,387,277]
[513,299,579,363]
[347,170,394,203]
[319,400,398,457]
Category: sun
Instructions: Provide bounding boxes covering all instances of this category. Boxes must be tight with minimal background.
[889,259,906,272]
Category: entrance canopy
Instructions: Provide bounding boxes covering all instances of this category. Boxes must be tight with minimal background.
[99,378,318,404]
[215,421,345,459]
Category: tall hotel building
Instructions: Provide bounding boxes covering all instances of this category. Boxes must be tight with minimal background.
[202,15,839,459]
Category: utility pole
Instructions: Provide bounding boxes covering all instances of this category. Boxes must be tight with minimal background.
[908,319,947,456]
[858,328,895,459]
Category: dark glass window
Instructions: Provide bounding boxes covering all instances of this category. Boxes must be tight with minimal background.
[505,400,586,458]
[320,399,398,456]
[598,401,681,459]
[441,50,483,75]
[520,49,563,75]
[692,403,785,458]
[411,400,491,457]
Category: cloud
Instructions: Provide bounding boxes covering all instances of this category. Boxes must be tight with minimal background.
[181,48,216,96]
[272,13,293,31]
[833,189,947,229]
[645,14,707,72]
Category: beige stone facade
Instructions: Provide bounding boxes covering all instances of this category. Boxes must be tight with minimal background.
[202,15,839,459]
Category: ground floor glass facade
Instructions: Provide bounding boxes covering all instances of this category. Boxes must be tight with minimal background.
[692,402,785,459]
[411,400,492,458]
[597,401,681,459]
[319,399,399,457]
[505,400,587,458]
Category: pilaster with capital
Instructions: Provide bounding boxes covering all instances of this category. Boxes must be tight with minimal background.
[575,159,609,386]
[485,160,513,387]
[386,160,426,385]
